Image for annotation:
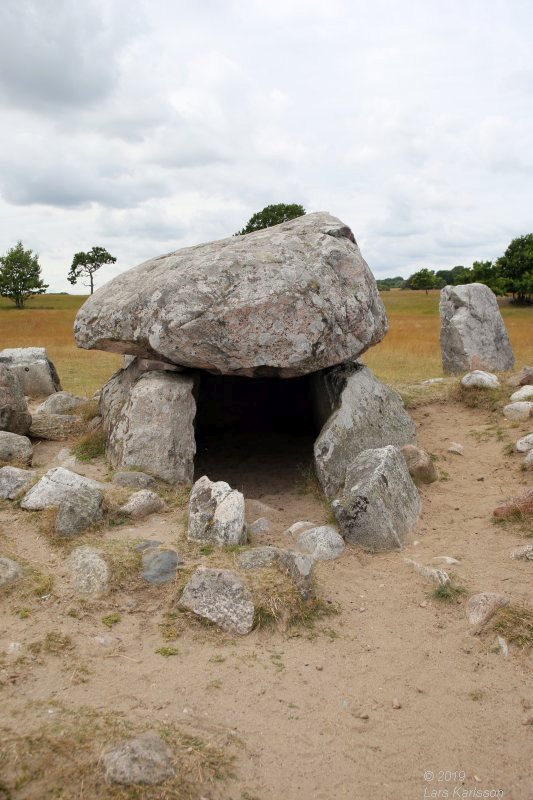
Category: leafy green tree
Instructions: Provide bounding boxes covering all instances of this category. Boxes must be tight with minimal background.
[496,234,533,304]
[236,203,305,235]
[377,276,405,290]
[68,246,116,294]
[469,260,506,295]
[405,268,443,294]
[0,241,48,308]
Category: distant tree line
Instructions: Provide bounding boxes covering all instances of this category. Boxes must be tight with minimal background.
[379,233,533,304]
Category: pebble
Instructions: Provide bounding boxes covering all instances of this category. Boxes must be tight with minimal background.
[447,442,464,455]
[392,698,402,709]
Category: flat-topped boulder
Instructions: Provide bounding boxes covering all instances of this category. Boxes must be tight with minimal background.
[74,213,387,378]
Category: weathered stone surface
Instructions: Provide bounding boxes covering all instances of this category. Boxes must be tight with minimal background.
[179,567,255,634]
[74,213,387,378]
[20,467,104,535]
[0,347,61,397]
[503,401,533,421]
[285,520,317,536]
[107,371,196,484]
[112,471,157,490]
[238,546,280,570]
[188,475,246,546]
[404,558,450,585]
[296,525,345,561]
[401,445,438,484]
[69,546,109,596]
[275,550,315,599]
[313,363,416,499]
[507,366,533,387]
[447,442,464,455]
[516,434,533,453]
[510,544,533,561]
[0,466,36,500]
[332,445,421,551]
[510,385,533,402]
[439,284,514,374]
[102,733,174,785]
[36,391,86,415]
[248,517,271,535]
[30,413,85,441]
[460,370,500,389]
[119,490,166,519]
[141,548,181,585]
[466,593,509,626]
[0,431,33,465]
[99,360,142,434]
[493,489,533,519]
[0,557,23,588]
[0,364,31,435]
[524,450,533,469]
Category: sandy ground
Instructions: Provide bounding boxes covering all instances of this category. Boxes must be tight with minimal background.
[0,397,532,800]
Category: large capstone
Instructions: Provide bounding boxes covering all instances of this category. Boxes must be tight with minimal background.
[0,347,61,397]
[74,213,387,378]
[313,363,416,499]
[332,445,421,550]
[105,369,196,484]
[439,284,514,374]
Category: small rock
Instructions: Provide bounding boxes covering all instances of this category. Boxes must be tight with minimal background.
[179,567,255,634]
[461,370,500,389]
[296,525,345,561]
[276,550,315,599]
[497,636,509,657]
[447,442,464,455]
[0,431,33,466]
[237,546,280,570]
[493,489,533,519]
[36,391,86,415]
[401,444,438,484]
[0,557,23,588]
[524,450,533,469]
[119,490,166,520]
[404,559,449,585]
[248,517,271,535]
[285,520,318,536]
[21,467,104,535]
[503,401,533,422]
[516,433,533,453]
[510,544,533,561]
[432,556,460,566]
[0,466,36,500]
[510,385,533,403]
[188,475,246,546]
[392,698,402,709]
[69,547,109,596]
[506,366,533,387]
[421,378,445,385]
[112,471,157,490]
[102,733,174,785]
[466,593,509,626]
[30,413,86,441]
[141,549,181,585]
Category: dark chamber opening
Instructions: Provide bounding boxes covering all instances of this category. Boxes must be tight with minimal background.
[194,373,319,495]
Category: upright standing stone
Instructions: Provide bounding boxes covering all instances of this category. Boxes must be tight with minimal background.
[313,364,416,499]
[107,371,196,484]
[0,365,31,435]
[439,284,514,374]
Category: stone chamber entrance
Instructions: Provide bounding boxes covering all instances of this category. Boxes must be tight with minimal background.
[193,373,321,495]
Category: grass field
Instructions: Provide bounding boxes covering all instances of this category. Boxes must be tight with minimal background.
[0,290,531,395]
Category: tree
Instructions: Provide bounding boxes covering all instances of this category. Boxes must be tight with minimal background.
[68,246,116,294]
[236,203,305,235]
[0,241,48,308]
[496,234,533,304]
[405,268,443,294]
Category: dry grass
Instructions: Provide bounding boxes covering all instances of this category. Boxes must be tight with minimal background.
[71,428,106,461]
[487,605,533,651]
[0,704,236,800]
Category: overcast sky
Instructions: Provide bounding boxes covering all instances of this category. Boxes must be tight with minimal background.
[1,0,532,292]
